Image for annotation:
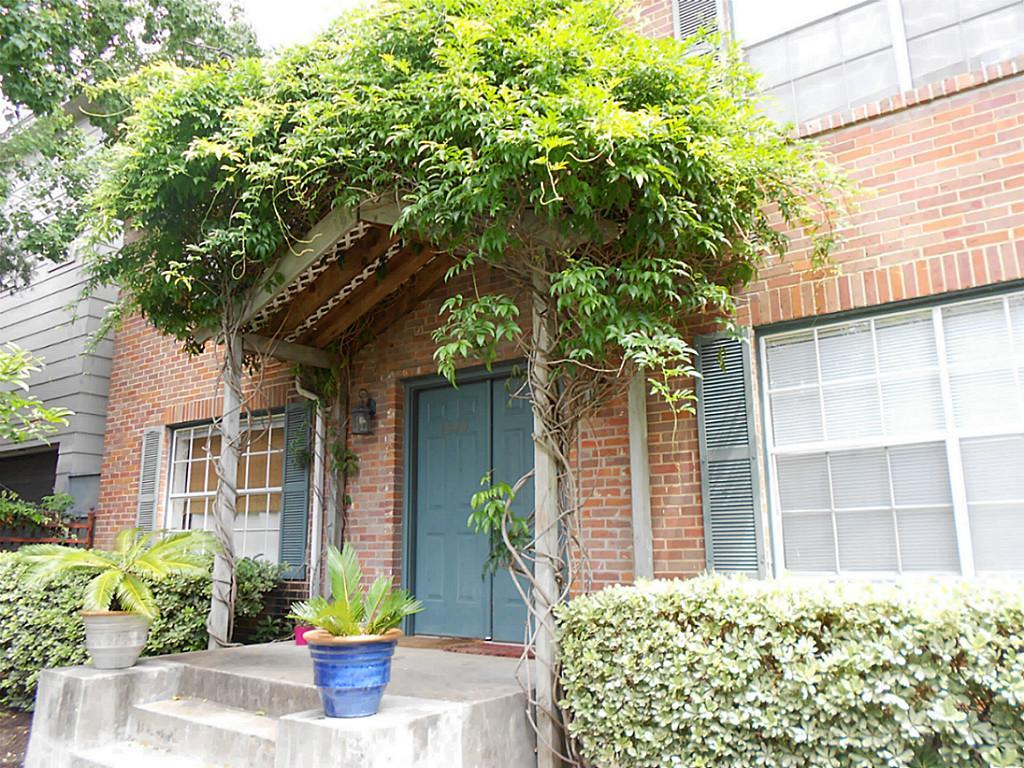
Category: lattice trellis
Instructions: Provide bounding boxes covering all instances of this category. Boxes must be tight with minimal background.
[247,220,372,332]
[284,239,405,342]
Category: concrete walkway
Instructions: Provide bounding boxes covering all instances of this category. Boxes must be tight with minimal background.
[26,642,536,768]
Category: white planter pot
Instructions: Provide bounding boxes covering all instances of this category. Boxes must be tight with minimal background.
[80,612,151,670]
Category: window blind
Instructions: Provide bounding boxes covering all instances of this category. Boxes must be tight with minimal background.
[763,291,1024,575]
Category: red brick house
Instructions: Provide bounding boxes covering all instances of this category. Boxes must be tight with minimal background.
[94,0,1024,639]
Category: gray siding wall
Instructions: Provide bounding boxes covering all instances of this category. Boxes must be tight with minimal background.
[0,257,116,513]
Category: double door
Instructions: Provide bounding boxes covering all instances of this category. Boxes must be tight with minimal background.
[411,375,533,641]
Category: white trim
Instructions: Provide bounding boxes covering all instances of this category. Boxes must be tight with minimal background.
[885,0,914,92]
[932,308,976,576]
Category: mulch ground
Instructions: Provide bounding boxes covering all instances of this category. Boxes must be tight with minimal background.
[0,709,31,767]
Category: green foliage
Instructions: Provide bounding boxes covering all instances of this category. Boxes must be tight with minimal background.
[0,344,72,444]
[0,111,97,292]
[0,0,258,291]
[250,613,293,644]
[0,491,74,527]
[17,528,215,619]
[289,543,422,636]
[468,475,530,576]
[0,0,258,116]
[0,551,281,711]
[329,444,360,479]
[86,0,845,403]
[558,577,1024,768]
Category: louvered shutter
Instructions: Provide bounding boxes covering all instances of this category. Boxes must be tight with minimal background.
[279,402,311,580]
[695,333,764,575]
[675,0,718,40]
[135,427,163,530]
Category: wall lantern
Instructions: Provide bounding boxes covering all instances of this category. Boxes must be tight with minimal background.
[351,389,377,435]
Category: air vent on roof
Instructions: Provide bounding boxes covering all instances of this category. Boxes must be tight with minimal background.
[675,0,718,40]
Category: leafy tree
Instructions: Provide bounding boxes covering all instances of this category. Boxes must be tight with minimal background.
[0,344,71,443]
[83,0,847,755]
[0,0,259,291]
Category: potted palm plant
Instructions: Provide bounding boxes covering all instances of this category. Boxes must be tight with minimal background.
[290,543,422,718]
[18,527,213,669]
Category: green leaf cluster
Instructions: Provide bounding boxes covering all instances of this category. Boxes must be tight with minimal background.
[17,527,215,619]
[289,543,422,636]
[0,343,72,444]
[86,0,846,405]
[0,490,74,528]
[0,0,258,291]
[469,475,531,576]
[557,577,1024,768]
[0,551,282,711]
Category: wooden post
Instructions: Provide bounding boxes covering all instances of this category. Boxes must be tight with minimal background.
[627,373,654,580]
[208,333,241,648]
[532,280,562,768]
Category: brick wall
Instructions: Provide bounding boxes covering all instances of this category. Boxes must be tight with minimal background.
[631,0,674,39]
[95,314,298,546]
[94,19,1024,601]
[742,69,1024,329]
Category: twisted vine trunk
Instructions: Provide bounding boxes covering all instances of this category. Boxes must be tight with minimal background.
[531,271,565,768]
[207,331,241,648]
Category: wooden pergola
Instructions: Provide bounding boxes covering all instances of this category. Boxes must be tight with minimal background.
[225,198,650,768]
[234,202,454,367]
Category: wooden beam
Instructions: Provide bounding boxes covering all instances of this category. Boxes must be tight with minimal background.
[300,245,437,347]
[194,208,358,343]
[359,195,618,249]
[628,373,654,580]
[260,226,396,338]
[243,334,334,369]
[356,253,454,345]
[358,197,405,228]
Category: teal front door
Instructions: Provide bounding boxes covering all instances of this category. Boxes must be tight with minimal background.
[412,375,533,641]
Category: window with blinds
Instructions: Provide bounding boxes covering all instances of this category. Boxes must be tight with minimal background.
[166,416,286,562]
[761,290,1024,575]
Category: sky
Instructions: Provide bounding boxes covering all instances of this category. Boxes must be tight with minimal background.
[238,0,370,50]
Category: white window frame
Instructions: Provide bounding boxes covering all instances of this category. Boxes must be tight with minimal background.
[164,414,286,563]
[759,289,1024,579]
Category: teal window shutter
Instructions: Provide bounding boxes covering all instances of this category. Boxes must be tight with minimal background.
[280,402,311,580]
[135,427,163,531]
[695,333,764,576]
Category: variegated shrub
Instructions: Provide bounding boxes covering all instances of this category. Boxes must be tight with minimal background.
[558,577,1024,768]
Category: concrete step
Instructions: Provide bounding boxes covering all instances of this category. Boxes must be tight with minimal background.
[68,740,212,768]
[129,698,277,768]
[178,662,320,717]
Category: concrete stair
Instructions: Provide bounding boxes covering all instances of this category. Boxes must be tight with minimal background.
[128,698,278,768]
[26,646,535,768]
[68,740,210,768]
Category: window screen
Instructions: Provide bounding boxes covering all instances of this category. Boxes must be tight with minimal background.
[901,0,1024,87]
[763,291,1024,575]
[735,0,1024,125]
[166,416,285,562]
[743,0,900,124]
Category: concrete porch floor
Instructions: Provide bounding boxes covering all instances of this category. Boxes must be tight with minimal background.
[165,639,528,701]
[26,642,536,768]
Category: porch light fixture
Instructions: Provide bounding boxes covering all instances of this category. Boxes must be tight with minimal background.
[351,389,376,435]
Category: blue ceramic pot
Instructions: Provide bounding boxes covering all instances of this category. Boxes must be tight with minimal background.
[306,630,400,718]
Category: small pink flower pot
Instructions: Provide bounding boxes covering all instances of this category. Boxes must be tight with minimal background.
[295,625,313,646]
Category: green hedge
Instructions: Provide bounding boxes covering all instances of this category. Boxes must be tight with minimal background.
[0,553,282,711]
[558,577,1024,768]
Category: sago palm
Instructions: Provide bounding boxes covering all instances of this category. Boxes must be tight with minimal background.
[290,543,422,636]
[17,528,215,620]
